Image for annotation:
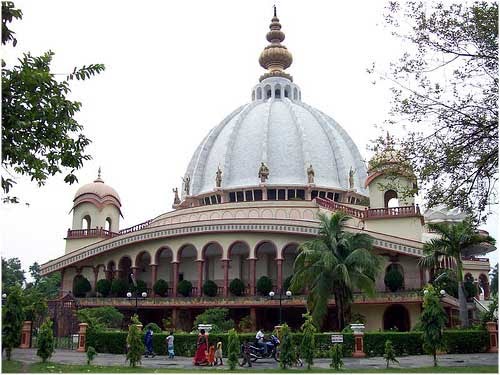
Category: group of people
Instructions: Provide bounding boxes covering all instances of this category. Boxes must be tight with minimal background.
[143,328,175,359]
[193,329,224,366]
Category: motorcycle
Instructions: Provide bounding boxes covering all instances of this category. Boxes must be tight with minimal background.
[247,334,280,362]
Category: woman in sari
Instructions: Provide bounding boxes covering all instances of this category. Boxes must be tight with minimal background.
[193,329,209,365]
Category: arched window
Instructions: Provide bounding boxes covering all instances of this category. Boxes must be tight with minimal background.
[105,217,112,231]
[265,85,272,99]
[284,85,291,98]
[384,263,405,291]
[293,88,298,100]
[384,190,399,208]
[274,84,281,99]
[82,215,91,230]
[252,90,255,101]
[257,87,262,100]
[383,304,410,331]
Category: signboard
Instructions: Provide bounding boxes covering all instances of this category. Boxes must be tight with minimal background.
[331,334,343,343]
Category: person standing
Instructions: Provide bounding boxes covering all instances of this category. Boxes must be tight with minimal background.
[239,340,252,367]
[193,329,209,366]
[144,327,155,358]
[166,331,175,359]
[214,341,223,366]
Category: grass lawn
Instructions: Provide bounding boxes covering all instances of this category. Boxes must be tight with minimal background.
[1,361,498,373]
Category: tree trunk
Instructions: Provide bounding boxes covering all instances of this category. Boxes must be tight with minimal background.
[458,281,469,328]
[433,351,437,367]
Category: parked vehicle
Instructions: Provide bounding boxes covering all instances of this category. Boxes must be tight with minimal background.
[245,334,280,362]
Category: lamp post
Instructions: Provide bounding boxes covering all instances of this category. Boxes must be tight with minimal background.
[127,274,147,315]
[268,289,292,325]
[2,293,7,306]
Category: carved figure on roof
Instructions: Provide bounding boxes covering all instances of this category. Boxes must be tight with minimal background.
[215,166,223,188]
[349,167,355,190]
[172,188,180,205]
[307,164,315,184]
[182,175,191,196]
[258,162,269,183]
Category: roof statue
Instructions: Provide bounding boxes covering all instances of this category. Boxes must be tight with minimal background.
[215,166,223,188]
[258,162,269,183]
[182,175,191,196]
[172,187,180,205]
[349,167,355,190]
[307,164,315,184]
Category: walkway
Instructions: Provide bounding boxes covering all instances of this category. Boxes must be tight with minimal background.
[6,349,498,370]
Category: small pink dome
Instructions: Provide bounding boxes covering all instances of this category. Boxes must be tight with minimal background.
[73,171,121,209]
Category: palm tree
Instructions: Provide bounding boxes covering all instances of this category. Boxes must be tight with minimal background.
[419,220,496,328]
[290,212,382,329]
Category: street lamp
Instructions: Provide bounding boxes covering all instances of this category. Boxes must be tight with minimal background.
[268,289,292,325]
[127,274,147,315]
[2,293,7,306]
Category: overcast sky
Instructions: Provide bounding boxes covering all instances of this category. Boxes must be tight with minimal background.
[2,0,497,276]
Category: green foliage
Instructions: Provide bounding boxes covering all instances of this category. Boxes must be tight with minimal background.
[130,279,147,295]
[227,329,240,370]
[384,268,404,292]
[480,294,498,325]
[443,329,489,353]
[36,318,54,363]
[96,279,111,297]
[202,280,218,297]
[421,285,447,366]
[21,287,48,322]
[383,340,399,368]
[229,278,245,296]
[371,1,498,220]
[237,315,253,332]
[256,275,273,296]
[1,1,22,47]
[72,275,91,297]
[491,264,498,296]
[110,279,128,297]
[464,279,478,300]
[77,307,123,329]
[193,308,234,333]
[283,274,293,293]
[364,332,423,356]
[144,322,161,333]
[126,315,144,367]
[279,323,294,369]
[177,280,192,297]
[153,279,169,297]
[291,212,382,329]
[86,346,97,365]
[432,269,458,298]
[2,49,105,200]
[1,285,25,360]
[330,343,344,370]
[2,257,25,290]
[350,313,366,325]
[300,313,316,369]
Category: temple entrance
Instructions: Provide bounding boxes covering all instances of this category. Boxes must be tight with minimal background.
[383,304,410,331]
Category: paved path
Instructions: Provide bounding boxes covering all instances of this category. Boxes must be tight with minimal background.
[5,349,498,370]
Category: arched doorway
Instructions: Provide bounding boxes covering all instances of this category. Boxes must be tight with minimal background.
[202,242,223,292]
[135,251,152,287]
[384,190,398,208]
[478,273,490,299]
[255,241,278,288]
[118,256,132,283]
[228,241,251,293]
[383,304,410,331]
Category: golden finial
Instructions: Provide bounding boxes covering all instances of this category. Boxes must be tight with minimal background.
[258,5,293,82]
[98,167,101,179]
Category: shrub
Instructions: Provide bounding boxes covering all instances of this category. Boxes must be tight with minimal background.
[126,315,144,367]
[330,344,344,370]
[111,279,128,297]
[36,319,54,363]
[383,340,399,368]
[96,279,111,297]
[78,307,123,329]
[2,286,25,360]
[130,279,147,294]
[301,312,316,369]
[256,275,273,296]
[193,308,235,333]
[229,278,245,296]
[203,280,218,297]
[86,346,97,365]
[443,330,488,353]
[421,285,447,366]
[384,268,404,292]
[227,329,240,370]
[153,279,169,297]
[364,332,423,356]
[73,275,91,297]
[464,280,478,300]
[238,315,253,332]
[144,322,162,333]
[280,323,294,369]
[177,280,192,297]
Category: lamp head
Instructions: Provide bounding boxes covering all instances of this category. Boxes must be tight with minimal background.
[285,290,292,297]
[126,292,132,298]
[269,291,275,297]
[141,292,147,298]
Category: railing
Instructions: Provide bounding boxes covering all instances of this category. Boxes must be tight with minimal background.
[119,219,153,235]
[66,228,119,239]
[315,197,421,220]
[462,256,490,262]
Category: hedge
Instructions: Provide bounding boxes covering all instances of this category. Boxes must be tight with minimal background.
[86,329,489,357]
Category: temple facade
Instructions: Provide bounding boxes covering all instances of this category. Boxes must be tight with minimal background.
[40,9,492,333]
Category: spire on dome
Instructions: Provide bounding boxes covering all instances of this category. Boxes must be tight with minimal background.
[258,6,293,82]
[94,167,104,183]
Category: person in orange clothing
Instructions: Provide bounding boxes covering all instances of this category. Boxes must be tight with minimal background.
[207,344,216,366]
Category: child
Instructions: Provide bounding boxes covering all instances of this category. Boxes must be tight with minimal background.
[166,331,175,359]
[207,344,215,366]
[239,340,252,368]
[214,341,223,366]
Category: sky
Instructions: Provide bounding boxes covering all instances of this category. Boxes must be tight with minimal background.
[1,0,497,276]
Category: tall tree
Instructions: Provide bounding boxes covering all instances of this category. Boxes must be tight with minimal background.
[1,286,25,360]
[369,1,498,222]
[2,257,25,290]
[1,1,105,203]
[419,220,495,327]
[420,285,447,367]
[291,212,382,329]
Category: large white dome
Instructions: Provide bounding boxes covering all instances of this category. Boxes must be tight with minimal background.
[183,77,367,198]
